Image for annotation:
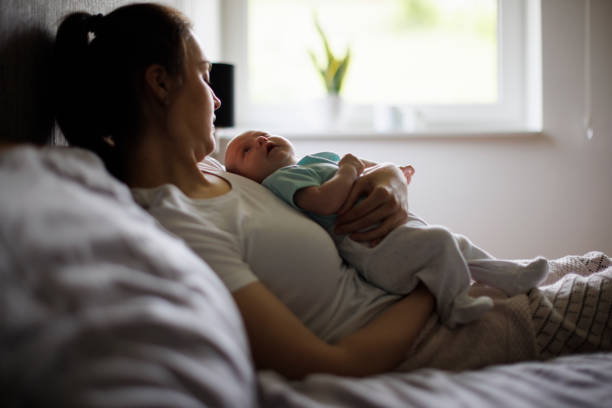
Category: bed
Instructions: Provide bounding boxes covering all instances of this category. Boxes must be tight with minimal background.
[2,143,611,408]
[1,2,611,407]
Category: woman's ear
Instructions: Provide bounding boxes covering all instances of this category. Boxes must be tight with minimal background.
[144,64,173,106]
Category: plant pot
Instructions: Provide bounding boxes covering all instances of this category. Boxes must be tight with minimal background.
[322,93,344,130]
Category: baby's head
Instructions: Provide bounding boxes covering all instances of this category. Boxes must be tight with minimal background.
[225,130,298,182]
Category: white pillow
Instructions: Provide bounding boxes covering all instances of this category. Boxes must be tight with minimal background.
[0,146,256,407]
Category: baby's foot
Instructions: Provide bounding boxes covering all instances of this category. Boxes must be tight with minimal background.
[469,257,549,296]
[503,257,549,296]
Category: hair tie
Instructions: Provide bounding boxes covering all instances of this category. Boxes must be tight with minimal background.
[86,13,104,35]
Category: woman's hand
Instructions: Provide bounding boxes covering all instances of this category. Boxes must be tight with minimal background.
[334,163,409,245]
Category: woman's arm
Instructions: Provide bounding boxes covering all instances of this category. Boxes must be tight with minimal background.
[233,281,434,380]
[335,163,410,244]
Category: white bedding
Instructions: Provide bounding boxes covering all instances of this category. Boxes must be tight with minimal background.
[257,254,612,407]
[0,146,257,407]
[1,145,611,408]
[258,352,612,407]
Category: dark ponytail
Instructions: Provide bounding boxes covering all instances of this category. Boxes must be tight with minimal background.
[53,12,115,172]
[53,4,192,179]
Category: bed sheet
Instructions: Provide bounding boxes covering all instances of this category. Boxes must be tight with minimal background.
[258,352,612,407]
[258,253,612,408]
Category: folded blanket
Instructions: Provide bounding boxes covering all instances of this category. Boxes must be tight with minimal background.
[529,251,612,358]
[397,287,537,372]
[396,252,612,372]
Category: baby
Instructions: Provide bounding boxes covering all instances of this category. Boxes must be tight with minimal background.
[225,130,548,328]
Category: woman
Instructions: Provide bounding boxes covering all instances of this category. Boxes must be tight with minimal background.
[53,3,611,380]
[53,3,434,380]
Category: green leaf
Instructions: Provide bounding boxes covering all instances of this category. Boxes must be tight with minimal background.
[307,49,321,71]
[308,12,351,94]
[314,16,333,67]
[333,48,351,93]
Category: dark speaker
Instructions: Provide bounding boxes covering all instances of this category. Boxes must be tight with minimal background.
[211,63,235,127]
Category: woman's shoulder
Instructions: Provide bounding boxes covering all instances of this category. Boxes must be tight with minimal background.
[197,157,272,197]
[198,156,225,173]
[131,183,183,210]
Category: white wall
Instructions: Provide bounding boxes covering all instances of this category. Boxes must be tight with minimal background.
[178,0,221,61]
[288,0,612,259]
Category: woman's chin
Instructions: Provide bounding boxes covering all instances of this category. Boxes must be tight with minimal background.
[200,137,216,159]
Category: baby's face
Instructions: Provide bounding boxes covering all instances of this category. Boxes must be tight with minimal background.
[225,130,298,182]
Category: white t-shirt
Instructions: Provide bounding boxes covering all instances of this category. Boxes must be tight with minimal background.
[132,157,400,342]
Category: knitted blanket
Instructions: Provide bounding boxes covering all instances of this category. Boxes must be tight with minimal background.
[396,252,612,372]
[529,251,612,358]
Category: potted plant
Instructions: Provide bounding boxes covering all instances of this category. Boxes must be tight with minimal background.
[308,15,351,96]
[308,15,351,128]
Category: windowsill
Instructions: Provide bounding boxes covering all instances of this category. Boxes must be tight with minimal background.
[215,127,543,141]
[211,127,545,164]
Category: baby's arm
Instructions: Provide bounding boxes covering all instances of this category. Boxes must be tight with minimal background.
[294,154,364,215]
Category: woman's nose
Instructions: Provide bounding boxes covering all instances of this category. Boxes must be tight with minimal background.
[213,92,222,111]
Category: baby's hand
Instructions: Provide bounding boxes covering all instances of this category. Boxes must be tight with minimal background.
[338,154,365,178]
[399,165,415,184]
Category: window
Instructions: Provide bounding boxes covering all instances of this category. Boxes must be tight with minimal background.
[220,0,535,134]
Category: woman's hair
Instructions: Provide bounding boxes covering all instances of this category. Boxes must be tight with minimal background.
[53,3,192,178]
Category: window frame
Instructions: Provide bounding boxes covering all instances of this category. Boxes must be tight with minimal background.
[219,0,532,134]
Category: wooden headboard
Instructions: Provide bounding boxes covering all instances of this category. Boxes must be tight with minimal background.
[0,0,173,145]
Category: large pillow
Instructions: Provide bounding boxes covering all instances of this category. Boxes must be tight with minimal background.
[0,146,256,407]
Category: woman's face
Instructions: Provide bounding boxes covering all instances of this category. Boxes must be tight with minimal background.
[166,34,221,162]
